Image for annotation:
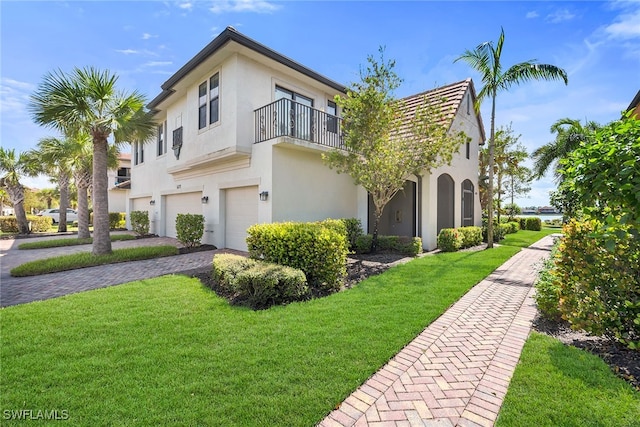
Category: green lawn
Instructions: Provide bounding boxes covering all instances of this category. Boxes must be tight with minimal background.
[1,246,520,426]
[497,333,640,427]
[500,227,558,248]
[18,234,135,250]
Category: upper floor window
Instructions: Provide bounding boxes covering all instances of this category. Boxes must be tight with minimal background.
[133,141,144,165]
[466,141,470,159]
[198,72,220,130]
[327,100,338,133]
[157,121,167,156]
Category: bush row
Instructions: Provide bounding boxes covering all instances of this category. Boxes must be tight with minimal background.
[535,220,639,349]
[246,220,348,294]
[212,254,308,309]
[0,215,52,233]
[437,226,483,252]
[130,211,150,236]
[355,234,422,256]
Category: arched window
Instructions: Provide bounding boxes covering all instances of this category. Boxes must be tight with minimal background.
[461,179,474,226]
[437,174,455,233]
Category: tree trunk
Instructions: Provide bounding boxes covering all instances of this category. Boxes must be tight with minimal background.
[77,185,90,239]
[486,93,496,248]
[92,137,112,255]
[371,205,385,253]
[6,184,29,234]
[58,172,70,232]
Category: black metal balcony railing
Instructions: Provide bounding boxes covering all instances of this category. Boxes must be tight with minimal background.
[254,98,344,149]
[114,176,131,185]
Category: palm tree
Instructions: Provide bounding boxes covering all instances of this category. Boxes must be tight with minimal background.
[31,137,74,231]
[455,28,568,247]
[29,67,155,255]
[36,188,59,210]
[532,118,599,181]
[0,148,38,234]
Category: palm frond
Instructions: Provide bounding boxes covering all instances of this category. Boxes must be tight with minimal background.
[500,62,568,91]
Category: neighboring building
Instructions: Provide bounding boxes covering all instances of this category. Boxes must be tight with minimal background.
[130,27,484,251]
[108,153,131,213]
[627,90,640,118]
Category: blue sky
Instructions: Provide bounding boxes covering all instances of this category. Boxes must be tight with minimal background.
[2,0,639,207]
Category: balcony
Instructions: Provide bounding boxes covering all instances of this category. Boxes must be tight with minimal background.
[254,98,345,150]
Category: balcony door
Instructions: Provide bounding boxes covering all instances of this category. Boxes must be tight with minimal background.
[275,86,313,140]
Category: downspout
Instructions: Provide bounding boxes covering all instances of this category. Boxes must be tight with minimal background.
[416,174,422,238]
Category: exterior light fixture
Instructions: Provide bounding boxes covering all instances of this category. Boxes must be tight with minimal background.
[201,196,209,204]
[149,200,156,205]
[259,191,269,201]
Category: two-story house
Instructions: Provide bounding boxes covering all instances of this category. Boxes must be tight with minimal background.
[129,27,484,251]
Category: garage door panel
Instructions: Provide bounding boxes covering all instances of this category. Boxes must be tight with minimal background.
[225,186,258,251]
[132,197,151,212]
[165,192,202,238]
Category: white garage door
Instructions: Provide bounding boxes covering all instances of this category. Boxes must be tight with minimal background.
[225,186,258,251]
[131,197,151,212]
[165,192,202,238]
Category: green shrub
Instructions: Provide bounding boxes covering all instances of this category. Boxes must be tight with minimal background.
[524,217,542,231]
[176,214,205,248]
[109,212,126,230]
[458,226,482,248]
[130,211,150,236]
[482,223,507,242]
[506,221,520,234]
[533,245,563,321]
[0,215,52,233]
[354,234,422,256]
[554,220,640,349]
[517,216,527,230]
[246,221,348,294]
[212,254,308,309]
[340,218,363,251]
[437,228,462,252]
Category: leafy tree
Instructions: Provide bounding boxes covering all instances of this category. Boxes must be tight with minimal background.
[30,137,75,231]
[532,118,599,181]
[324,49,467,251]
[30,67,155,255]
[0,148,38,233]
[455,27,568,247]
[36,188,59,210]
[494,126,531,221]
[503,202,521,220]
[561,111,640,234]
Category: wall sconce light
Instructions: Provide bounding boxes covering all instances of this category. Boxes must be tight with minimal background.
[201,196,209,204]
[149,200,156,206]
[259,191,269,201]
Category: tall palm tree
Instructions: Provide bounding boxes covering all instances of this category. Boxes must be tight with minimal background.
[532,118,599,181]
[455,28,568,247]
[31,137,74,232]
[29,67,155,255]
[0,148,38,234]
[36,188,59,210]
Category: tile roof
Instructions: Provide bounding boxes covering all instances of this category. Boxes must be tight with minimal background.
[396,78,486,143]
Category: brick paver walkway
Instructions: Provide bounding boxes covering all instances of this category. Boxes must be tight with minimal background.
[319,236,554,427]
[0,233,243,307]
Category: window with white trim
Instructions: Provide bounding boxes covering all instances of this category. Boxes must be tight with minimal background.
[157,121,167,156]
[133,141,144,165]
[198,72,220,130]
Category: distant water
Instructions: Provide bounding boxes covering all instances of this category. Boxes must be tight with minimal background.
[520,214,563,222]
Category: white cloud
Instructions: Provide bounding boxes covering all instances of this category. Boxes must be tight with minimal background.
[178,2,193,11]
[0,78,34,115]
[546,9,575,23]
[115,49,140,55]
[605,8,640,39]
[143,61,173,67]
[526,11,539,19]
[209,0,280,14]
[142,33,158,40]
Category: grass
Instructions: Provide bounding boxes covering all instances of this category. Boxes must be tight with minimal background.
[1,246,521,426]
[18,234,136,250]
[496,332,640,427]
[500,227,558,248]
[10,246,178,277]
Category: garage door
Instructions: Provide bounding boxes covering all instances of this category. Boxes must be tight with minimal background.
[165,192,202,238]
[225,186,258,251]
[131,197,151,212]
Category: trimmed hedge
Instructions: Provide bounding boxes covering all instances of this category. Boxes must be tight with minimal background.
[483,223,508,242]
[212,254,308,309]
[0,215,52,233]
[246,221,348,294]
[109,212,126,230]
[553,220,640,349]
[176,213,204,248]
[341,218,364,251]
[355,235,422,256]
[130,210,150,236]
[437,228,462,252]
[505,221,520,234]
[516,216,542,231]
[533,245,562,321]
[458,226,482,248]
